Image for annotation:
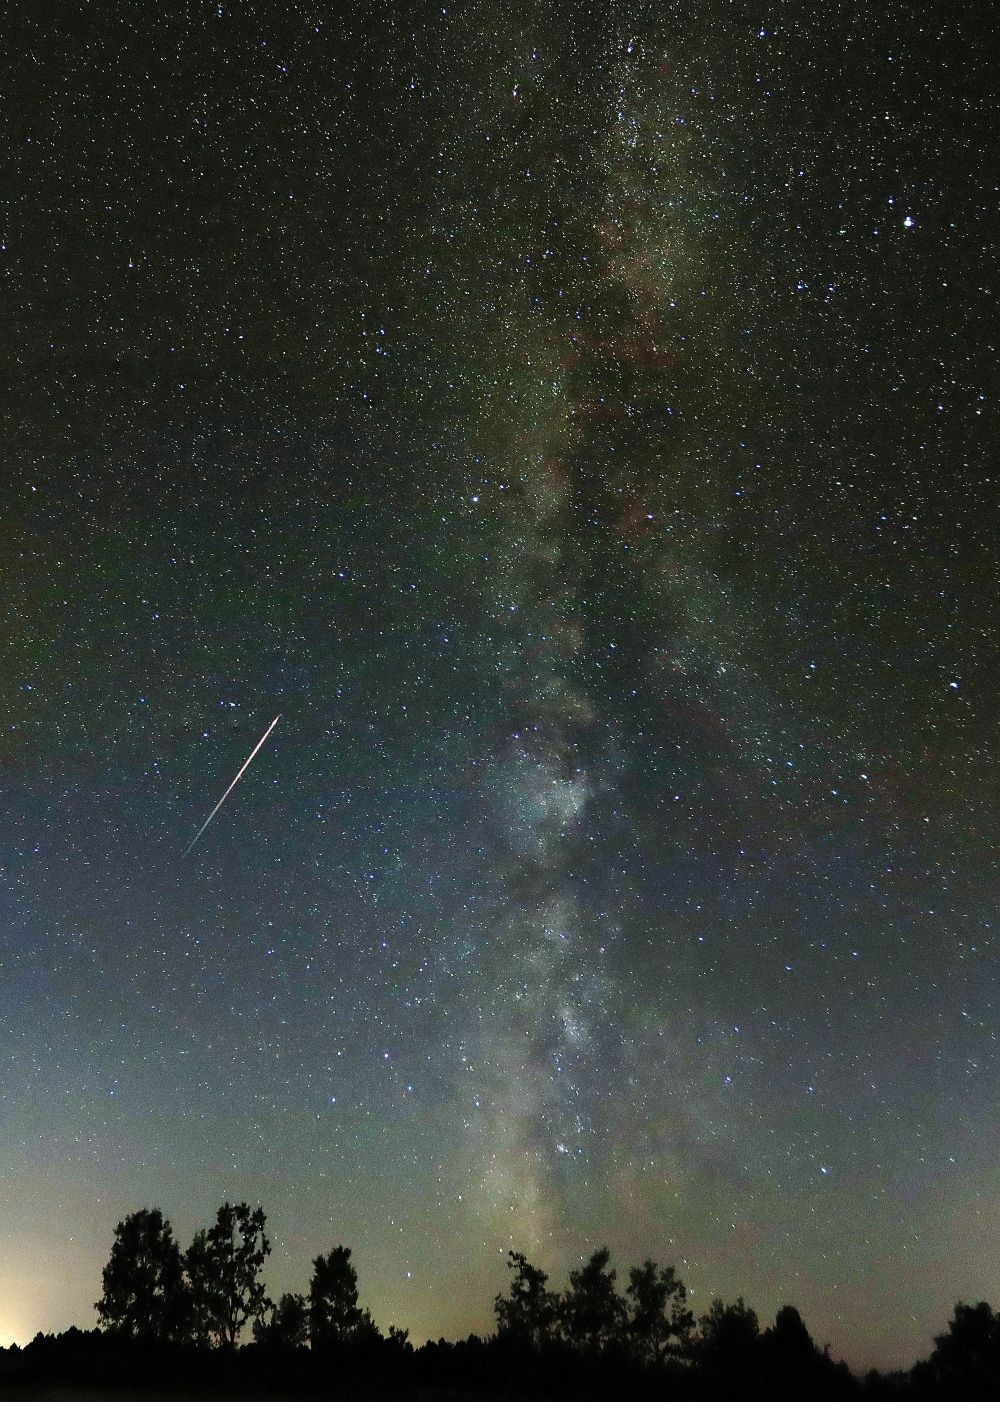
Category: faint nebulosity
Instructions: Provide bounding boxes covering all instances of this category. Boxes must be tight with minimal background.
[1,0,997,1372]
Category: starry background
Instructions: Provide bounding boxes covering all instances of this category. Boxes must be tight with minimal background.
[1,0,998,1373]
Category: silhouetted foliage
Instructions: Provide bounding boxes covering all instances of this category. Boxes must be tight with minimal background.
[768,1303,816,1354]
[386,1322,412,1352]
[697,1295,761,1377]
[94,1207,189,1343]
[253,1291,309,1350]
[184,1201,270,1346]
[863,1369,911,1401]
[559,1246,627,1352]
[494,1249,560,1348]
[758,1304,857,1399]
[308,1244,377,1349]
[625,1257,694,1363]
[911,1300,1000,1400]
[37,1200,1000,1400]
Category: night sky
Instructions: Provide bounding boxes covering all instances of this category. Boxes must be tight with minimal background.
[2,0,998,1373]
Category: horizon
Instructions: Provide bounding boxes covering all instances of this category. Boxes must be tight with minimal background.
[0,1198,981,1373]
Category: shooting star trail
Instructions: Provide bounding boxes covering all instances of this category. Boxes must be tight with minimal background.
[184,715,281,855]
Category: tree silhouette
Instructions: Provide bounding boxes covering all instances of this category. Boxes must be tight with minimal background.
[914,1300,1000,1397]
[95,1207,189,1342]
[185,1230,216,1346]
[309,1246,375,1349]
[625,1258,694,1364]
[386,1323,411,1352]
[494,1250,559,1348]
[765,1303,819,1360]
[253,1292,309,1350]
[760,1304,835,1397]
[559,1247,627,1352]
[184,1202,270,1346]
[697,1295,761,1378]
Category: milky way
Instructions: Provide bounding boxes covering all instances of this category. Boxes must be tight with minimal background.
[450,31,751,1241]
[2,0,997,1372]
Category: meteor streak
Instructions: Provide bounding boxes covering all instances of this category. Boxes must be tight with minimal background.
[184,715,280,855]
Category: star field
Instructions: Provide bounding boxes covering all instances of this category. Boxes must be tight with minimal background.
[1,0,998,1372]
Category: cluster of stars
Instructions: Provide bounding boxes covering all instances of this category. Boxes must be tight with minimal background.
[0,0,995,1375]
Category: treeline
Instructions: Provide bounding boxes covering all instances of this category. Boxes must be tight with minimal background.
[0,1201,997,1401]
